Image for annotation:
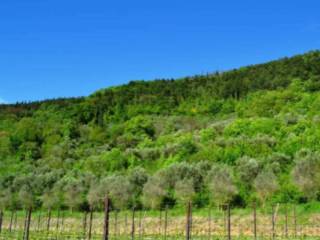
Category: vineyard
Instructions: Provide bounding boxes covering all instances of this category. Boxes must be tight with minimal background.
[1,203,320,239]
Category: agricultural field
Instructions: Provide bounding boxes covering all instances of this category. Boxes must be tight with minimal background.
[1,203,320,239]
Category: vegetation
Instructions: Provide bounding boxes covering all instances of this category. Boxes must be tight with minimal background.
[0,50,320,211]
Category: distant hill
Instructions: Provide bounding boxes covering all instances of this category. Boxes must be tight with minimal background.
[0,50,320,210]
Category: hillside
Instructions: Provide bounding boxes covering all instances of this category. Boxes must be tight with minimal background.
[0,50,320,210]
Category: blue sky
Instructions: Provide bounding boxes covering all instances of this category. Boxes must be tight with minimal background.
[0,0,319,103]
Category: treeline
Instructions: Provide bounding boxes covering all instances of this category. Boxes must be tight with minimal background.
[0,149,319,212]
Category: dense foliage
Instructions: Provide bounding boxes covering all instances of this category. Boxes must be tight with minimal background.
[1,50,320,211]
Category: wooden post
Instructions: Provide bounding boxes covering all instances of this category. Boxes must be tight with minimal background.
[272,205,276,240]
[164,206,168,240]
[131,208,135,240]
[47,209,51,233]
[61,211,65,233]
[138,210,142,240]
[0,210,3,234]
[24,207,32,240]
[37,211,41,231]
[186,201,192,240]
[208,207,212,239]
[13,211,17,231]
[253,202,257,240]
[83,211,88,239]
[116,210,119,238]
[227,204,231,240]
[285,204,288,238]
[293,205,297,238]
[125,212,128,237]
[9,210,14,232]
[159,210,162,235]
[103,196,110,240]
[88,208,93,240]
[56,209,60,232]
[23,209,28,240]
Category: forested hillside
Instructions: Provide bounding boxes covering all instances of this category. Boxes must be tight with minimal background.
[1,51,320,211]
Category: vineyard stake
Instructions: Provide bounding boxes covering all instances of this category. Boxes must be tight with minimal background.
[131,208,135,240]
[253,202,257,240]
[186,201,192,240]
[9,210,14,232]
[37,211,41,231]
[285,204,288,238]
[88,208,93,240]
[83,211,88,239]
[272,205,276,240]
[0,210,3,234]
[208,207,212,239]
[138,210,142,240]
[164,206,168,240]
[47,208,52,233]
[24,207,32,240]
[227,204,231,240]
[293,205,297,238]
[103,196,110,240]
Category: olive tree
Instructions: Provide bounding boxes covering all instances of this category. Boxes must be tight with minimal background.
[206,165,238,207]
[292,149,320,199]
[99,175,132,210]
[142,175,166,209]
[175,178,195,203]
[254,168,278,207]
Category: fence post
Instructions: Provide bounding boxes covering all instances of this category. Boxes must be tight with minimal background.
[285,204,288,238]
[56,209,60,233]
[208,207,212,239]
[227,204,231,240]
[88,208,93,240]
[0,210,3,234]
[103,196,110,240]
[159,209,162,235]
[164,206,168,240]
[24,207,32,240]
[83,211,88,239]
[9,210,14,232]
[272,205,276,240]
[47,208,52,233]
[293,205,297,238]
[186,201,192,240]
[253,202,257,240]
[114,210,119,239]
[37,211,41,231]
[138,210,142,240]
[131,208,135,240]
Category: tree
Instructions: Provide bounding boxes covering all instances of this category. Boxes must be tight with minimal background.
[254,169,278,207]
[292,149,320,199]
[236,156,260,184]
[206,165,238,206]
[99,175,132,210]
[175,178,195,203]
[63,180,84,212]
[142,176,166,209]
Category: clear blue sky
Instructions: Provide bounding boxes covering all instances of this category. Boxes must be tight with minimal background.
[1,0,319,103]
